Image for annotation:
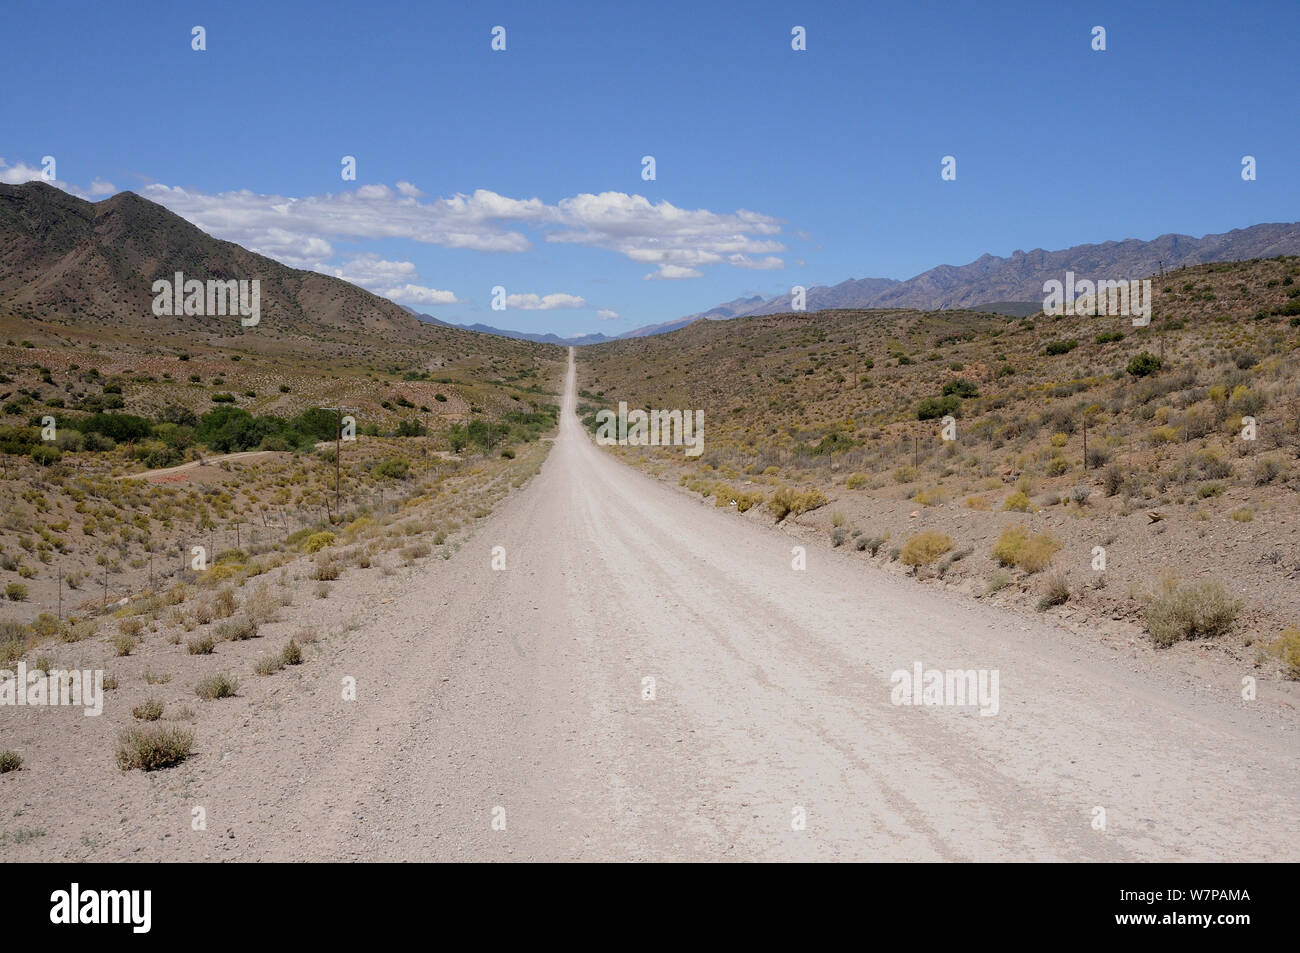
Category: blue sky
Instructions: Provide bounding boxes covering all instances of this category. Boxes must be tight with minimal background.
[3,0,1297,336]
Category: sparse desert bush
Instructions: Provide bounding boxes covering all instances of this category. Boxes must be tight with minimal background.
[1268,628,1300,679]
[302,531,337,554]
[1037,572,1071,610]
[831,527,847,547]
[845,472,869,489]
[195,673,238,700]
[111,632,136,657]
[281,639,303,666]
[1230,508,1253,522]
[311,557,341,581]
[5,582,28,601]
[0,750,22,773]
[991,526,1062,573]
[116,725,194,771]
[900,531,953,570]
[767,486,829,521]
[186,634,214,655]
[983,570,1013,596]
[1103,464,1124,496]
[132,698,164,721]
[936,545,973,578]
[60,619,96,643]
[244,583,280,624]
[215,614,258,642]
[401,541,432,562]
[1145,575,1241,647]
[118,617,144,638]
[254,654,285,676]
[213,587,238,619]
[314,582,331,599]
[912,486,946,506]
[1253,457,1283,486]
[1002,491,1034,512]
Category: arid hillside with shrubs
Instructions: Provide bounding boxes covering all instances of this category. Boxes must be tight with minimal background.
[580,256,1300,686]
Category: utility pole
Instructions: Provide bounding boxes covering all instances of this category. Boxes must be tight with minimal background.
[1082,417,1088,470]
[57,567,62,621]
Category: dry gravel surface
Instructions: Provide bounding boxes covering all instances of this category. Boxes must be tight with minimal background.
[5,349,1297,862]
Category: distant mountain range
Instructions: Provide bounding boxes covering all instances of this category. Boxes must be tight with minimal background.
[636,222,1300,339]
[422,222,1300,344]
[399,308,614,346]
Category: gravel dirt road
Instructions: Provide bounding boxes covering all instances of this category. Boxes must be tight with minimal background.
[11,349,1297,861]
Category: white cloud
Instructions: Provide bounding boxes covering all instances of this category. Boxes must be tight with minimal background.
[134,182,784,276]
[505,293,587,310]
[0,159,48,184]
[382,284,459,306]
[140,184,535,255]
[314,254,458,306]
[597,309,619,320]
[644,264,703,280]
[0,159,120,201]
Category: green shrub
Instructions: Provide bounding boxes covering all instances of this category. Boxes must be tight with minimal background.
[374,457,410,480]
[917,395,961,420]
[0,750,22,773]
[1127,352,1161,377]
